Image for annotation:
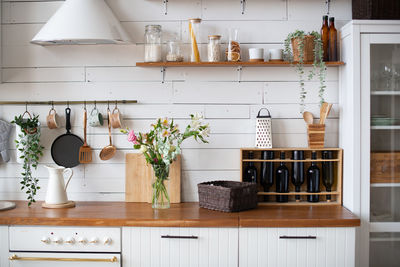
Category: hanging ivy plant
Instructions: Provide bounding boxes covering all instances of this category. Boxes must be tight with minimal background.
[284,30,327,113]
[11,114,44,206]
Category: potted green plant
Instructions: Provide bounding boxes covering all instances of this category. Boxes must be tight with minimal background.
[12,113,44,206]
[284,30,327,113]
[122,114,210,209]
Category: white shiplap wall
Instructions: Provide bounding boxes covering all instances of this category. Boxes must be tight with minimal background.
[0,0,351,202]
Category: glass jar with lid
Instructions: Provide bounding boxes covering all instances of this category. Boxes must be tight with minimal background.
[188,18,202,62]
[144,25,162,62]
[207,35,221,62]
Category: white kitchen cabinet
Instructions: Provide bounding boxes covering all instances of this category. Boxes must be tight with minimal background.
[0,226,8,267]
[340,20,400,267]
[122,227,239,267]
[239,227,356,267]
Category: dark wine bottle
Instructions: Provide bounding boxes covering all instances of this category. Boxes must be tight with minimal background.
[307,151,320,202]
[291,150,304,201]
[260,151,274,201]
[322,151,334,202]
[328,17,338,61]
[321,15,329,62]
[276,152,289,203]
[244,151,257,183]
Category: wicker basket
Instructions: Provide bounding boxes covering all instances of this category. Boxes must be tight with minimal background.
[198,181,258,212]
[291,35,315,62]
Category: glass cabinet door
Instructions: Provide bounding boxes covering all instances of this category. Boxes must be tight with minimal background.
[362,34,400,267]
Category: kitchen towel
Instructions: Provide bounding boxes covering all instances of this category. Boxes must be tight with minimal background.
[0,120,12,163]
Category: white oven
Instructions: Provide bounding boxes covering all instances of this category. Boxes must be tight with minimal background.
[8,226,121,267]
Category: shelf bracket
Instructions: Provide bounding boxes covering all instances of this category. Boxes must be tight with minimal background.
[163,0,168,15]
[240,0,246,14]
[161,66,166,83]
[237,66,243,83]
[325,0,331,15]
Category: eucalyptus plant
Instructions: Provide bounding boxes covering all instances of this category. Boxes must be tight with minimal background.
[12,114,44,206]
[284,30,327,113]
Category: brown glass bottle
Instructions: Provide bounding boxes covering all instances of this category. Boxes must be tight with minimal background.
[321,15,329,62]
[328,17,338,62]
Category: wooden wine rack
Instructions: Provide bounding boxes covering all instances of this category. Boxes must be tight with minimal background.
[240,148,343,206]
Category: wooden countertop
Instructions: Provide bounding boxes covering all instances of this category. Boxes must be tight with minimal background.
[0,201,360,228]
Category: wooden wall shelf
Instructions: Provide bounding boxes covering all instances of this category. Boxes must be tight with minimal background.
[136,61,345,67]
[240,148,343,206]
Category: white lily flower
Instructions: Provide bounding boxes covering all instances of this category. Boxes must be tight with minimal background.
[140,145,148,153]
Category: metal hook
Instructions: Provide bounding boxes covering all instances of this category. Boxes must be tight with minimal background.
[94,100,97,108]
[84,100,87,110]
[51,101,54,109]
[115,100,118,109]
[67,101,70,108]
[25,102,28,112]
[107,100,110,110]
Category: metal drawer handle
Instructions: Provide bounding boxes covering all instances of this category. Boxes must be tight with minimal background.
[9,254,118,262]
[279,236,317,239]
[161,235,198,239]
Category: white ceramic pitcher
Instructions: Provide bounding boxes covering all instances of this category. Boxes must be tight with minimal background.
[44,165,73,204]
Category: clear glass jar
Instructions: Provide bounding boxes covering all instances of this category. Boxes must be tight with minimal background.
[207,35,221,62]
[227,28,241,62]
[188,18,201,62]
[144,25,162,62]
[166,41,183,62]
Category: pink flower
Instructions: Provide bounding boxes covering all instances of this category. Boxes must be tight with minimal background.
[127,130,138,144]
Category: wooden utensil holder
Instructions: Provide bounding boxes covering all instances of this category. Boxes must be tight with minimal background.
[307,124,325,149]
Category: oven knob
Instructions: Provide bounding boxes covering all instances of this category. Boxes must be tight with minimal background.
[89,238,99,244]
[41,237,50,244]
[103,237,112,245]
[52,237,63,244]
[65,237,75,244]
[78,237,87,244]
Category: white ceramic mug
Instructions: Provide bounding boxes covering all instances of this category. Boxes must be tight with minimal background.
[269,49,283,61]
[88,107,103,127]
[249,48,264,61]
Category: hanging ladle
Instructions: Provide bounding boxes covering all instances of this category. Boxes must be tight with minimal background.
[99,107,116,161]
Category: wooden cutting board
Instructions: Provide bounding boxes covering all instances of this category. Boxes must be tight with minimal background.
[125,153,181,203]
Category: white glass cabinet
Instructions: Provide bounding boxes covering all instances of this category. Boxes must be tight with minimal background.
[340,21,400,267]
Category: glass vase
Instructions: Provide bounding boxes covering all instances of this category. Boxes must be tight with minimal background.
[151,163,170,209]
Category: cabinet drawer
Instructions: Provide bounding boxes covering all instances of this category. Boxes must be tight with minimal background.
[122,227,238,267]
[239,227,356,267]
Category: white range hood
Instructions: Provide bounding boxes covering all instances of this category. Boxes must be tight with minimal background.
[31,0,131,45]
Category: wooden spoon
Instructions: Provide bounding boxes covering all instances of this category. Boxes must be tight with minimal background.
[319,102,333,124]
[303,111,314,125]
[99,109,116,161]
[79,108,93,163]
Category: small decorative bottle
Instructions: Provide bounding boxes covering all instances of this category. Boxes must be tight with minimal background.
[321,15,329,62]
[244,151,257,183]
[328,17,338,61]
[260,151,274,201]
[276,152,289,203]
[307,151,321,202]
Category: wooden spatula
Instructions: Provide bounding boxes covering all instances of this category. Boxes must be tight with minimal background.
[79,108,93,163]
[319,102,333,124]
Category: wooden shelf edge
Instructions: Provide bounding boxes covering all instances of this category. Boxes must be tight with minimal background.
[136,61,345,67]
[241,147,342,151]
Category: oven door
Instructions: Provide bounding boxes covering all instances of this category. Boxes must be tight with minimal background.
[9,252,121,267]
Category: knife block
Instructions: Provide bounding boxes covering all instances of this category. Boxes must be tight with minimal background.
[307,124,325,149]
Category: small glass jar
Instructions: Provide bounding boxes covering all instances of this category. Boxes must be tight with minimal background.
[166,41,183,62]
[207,35,221,62]
[144,25,162,62]
[227,28,240,62]
[188,18,202,62]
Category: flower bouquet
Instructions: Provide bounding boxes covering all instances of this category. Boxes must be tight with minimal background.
[122,114,210,209]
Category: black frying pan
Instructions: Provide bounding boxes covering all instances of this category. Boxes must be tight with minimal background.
[51,108,84,168]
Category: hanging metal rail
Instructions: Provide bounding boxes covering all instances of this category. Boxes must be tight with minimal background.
[0,100,138,105]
